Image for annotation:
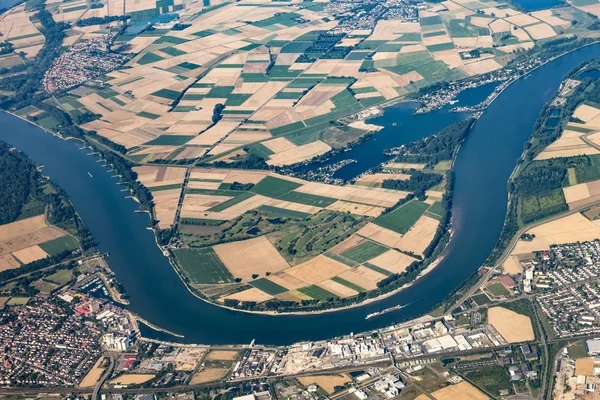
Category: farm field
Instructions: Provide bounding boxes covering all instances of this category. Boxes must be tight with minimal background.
[488,307,535,343]
[0,215,77,272]
[297,373,352,394]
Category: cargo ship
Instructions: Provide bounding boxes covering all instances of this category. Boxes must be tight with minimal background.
[365,304,406,320]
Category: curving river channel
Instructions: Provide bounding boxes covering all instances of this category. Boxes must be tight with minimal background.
[1,43,599,345]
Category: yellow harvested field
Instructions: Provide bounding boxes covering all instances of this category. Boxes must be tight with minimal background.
[213,236,289,280]
[151,189,181,228]
[12,245,49,264]
[202,194,271,220]
[267,271,309,290]
[206,350,239,360]
[286,255,350,284]
[356,173,410,184]
[187,181,222,190]
[461,58,503,76]
[580,3,600,18]
[505,13,541,26]
[297,373,352,394]
[524,23,557,40]
[0,254,20,272]
[326,201,385,217]
[186,120,239,146]
[317,279,358,298]
[415,382,488,400]
[531,10,570,27]
[189,368,229,384]
[527,213,600,245]
[264,199,322,215]
[0,215,66,257]
[330,235,367,255]
[181,193,233,213]
[109,374,155,385]
[397,215,440,256]
[369,250,417,274]
[296,182,406,208]
[386,162,426,170]
[563,182,591,204]
[488,307,535,343]
[297,85,345,107]
[338,265,386,290]
[261,137,297,153]
[503,255,524,274]
[267,141,332,166]
[573,104,600,122]
[134,166,186,188]
[536,129,599,160]
[80,357,105,388]
[357,223,403,249]
[222,170,269,184]
[221,287,273,303]
[575,358,595,376]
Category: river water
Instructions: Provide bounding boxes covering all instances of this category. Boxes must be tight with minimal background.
[1,44,600,345]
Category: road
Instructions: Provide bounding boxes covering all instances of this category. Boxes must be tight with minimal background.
[92,356,114,400]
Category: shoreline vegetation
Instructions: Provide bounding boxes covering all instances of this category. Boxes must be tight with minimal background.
[3,0,600,320]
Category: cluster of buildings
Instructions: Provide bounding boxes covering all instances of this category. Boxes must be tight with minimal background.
[0,299,102,386]
[43,34,131,94]
[352,372,405,400]
[554,339,600,398]
[381,316,506,359]
[272,333,389,375]
[551,77,581,107]
[232,349,275,379]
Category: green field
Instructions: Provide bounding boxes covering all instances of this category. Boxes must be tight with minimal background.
[207,192,255,212]
[363,262,393,276]
[151,88,181,100]
[174,248,234,284]
[45,269,72,285]
[138,52,165,65]
[145,135,193,146]
[278,191,337,207]
[33,280,58,293]
[251,176,302,198]
[373,200,429,234]
[160,46,187,56]
[148,183,182,191]
[487,282,510,297]
[250,278,288,295]
[341,241,388,264]
[324,252,359,267]
[427,201,444,217]
[420,15,443,26]
[39,236,79,256]
[464,365,513,396]
[6,297,29,306]
[257,205,311,219]
[298,285,338,301]
[471,292,491,306]
[331,276,366,292]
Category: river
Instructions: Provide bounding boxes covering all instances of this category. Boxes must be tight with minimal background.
[1,43,599,345]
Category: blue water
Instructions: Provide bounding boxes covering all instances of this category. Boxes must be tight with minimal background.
[510,0,564,11]
[1,44,600,345]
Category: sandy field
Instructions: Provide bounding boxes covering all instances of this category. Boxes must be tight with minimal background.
[524,23,556,40]
[109,374,155,385]
[152,189,181,228]
[79,357,105,387]
[575,358,595,376]
[0,254,20,272]
[502,255,524,275]
[369,250,417,274]
[327,201,384,218]
[356,173,411,184]
[205,350,239,361]
[189,368,229,384]
[386,162,426,170]
[264,199,322,215]
[527,213,600,246]
[12,245,49,264]
[488,307,534,343]
[573,104,600,122]
[286,255,350,284]
[396,215,440,256]
[337,265,386,290]
[173,348,206,371]
[415,381,488,400]
[317,279,358,298]
[531,10,570,28]
[213,236,289,280]
[134,166,187,188]
[564,182,592,204]
[505,13,541,26]
[181,194,233,214]
[297,373,351,394]
[0,215,66,257]
[267,271,309,290]
[296,182,406,208]
[221,287,273,303]
[267,141,332,166]
[203,194,271,221]
[357,223,403,249]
